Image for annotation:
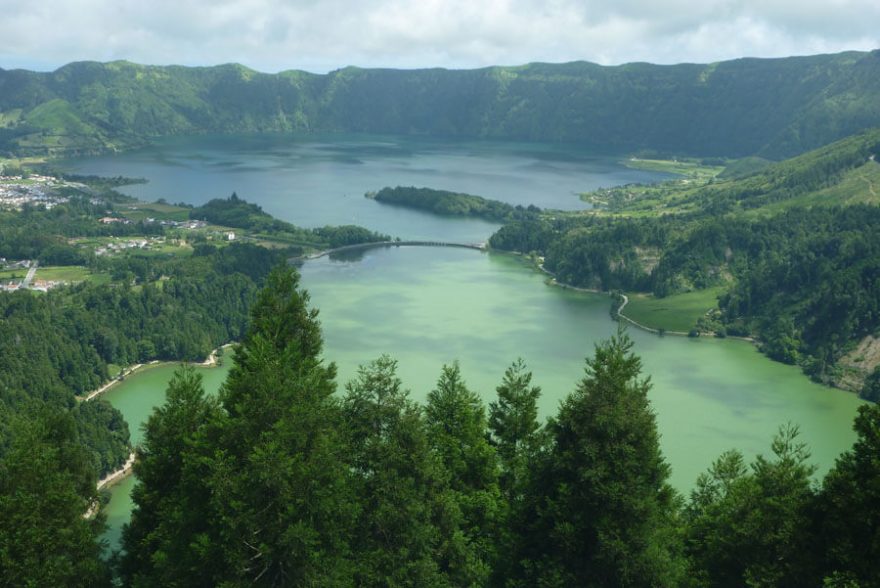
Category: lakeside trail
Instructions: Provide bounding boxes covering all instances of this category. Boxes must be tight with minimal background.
[97,452,136,491]
[535,258,754,342]
[201,343,233,367]
[80,341,232,402]
[614,293,689,336]
[79,363,146,402]
[85,451,136,519]
[534,261,691,336]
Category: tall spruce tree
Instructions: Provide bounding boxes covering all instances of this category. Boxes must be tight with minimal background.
[489,358,545,503]
[209,266,356,586]
[425,362,501,587]
[522,333,684,587]
[121,266,357,586]
[488,359,546,587]
[343,355,450,587]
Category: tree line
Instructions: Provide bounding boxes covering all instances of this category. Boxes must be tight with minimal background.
[189,193,390,249]
[0,242,284,479]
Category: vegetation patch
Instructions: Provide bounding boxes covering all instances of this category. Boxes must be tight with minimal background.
[120,201,191,222]
[622,288,724,333]
[622,157,724,179]
[368,185,541,222]
[35,265,94,283]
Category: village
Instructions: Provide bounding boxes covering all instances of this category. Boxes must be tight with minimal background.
[1,226,239,292]
[0,173,73,209]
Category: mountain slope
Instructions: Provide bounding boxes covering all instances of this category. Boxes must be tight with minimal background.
[1,51,879,157]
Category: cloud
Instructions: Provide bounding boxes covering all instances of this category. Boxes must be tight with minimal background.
[0,0,876,72]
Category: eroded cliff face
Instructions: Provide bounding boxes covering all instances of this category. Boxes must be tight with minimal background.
[836,335,880,393]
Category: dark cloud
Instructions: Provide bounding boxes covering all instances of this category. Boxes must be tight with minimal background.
[0,0,876,72]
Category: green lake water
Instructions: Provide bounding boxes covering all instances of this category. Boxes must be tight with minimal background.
[82,133,863,553]
[298,247,863,491]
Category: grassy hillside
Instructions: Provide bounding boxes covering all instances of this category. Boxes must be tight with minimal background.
[1,51,880,157]
[582,129,880,216]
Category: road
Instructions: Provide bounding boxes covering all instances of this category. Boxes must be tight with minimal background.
[21,262,37,288]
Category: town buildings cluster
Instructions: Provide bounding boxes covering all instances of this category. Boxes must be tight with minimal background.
[0,174,69,209]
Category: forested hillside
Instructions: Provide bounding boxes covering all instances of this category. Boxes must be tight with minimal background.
[1,50,880,158]
[490,129,880,393]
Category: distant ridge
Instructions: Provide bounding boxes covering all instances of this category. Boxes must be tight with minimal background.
[1,50,879,158]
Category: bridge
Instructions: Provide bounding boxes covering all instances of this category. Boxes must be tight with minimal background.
[290,240,487,263]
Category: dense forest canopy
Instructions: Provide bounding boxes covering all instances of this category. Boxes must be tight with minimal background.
[1,50,880,158]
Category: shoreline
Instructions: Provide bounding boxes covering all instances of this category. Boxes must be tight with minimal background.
[201,342,234,367]
[82,343,233,504]
[78,362,149,402]
[529,255,754,341]
[97,451,136,491]
[531,259,688,336]
[79,342,232,403]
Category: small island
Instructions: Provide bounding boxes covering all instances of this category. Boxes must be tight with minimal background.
[366,186,541,222]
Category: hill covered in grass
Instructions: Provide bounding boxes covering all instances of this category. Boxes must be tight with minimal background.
[1,50,880,158]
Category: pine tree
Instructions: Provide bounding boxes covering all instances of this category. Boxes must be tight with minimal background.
[686,425,819,587]
[488,359,546,586]
[121,266,357,586]
[120,366,222,587]
[343,355,450,587]
[425,362,501,587]
[524,333,684,587]
[489,358,545,503]
[209,266,357,586]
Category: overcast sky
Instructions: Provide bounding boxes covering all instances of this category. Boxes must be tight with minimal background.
[0,0,877,73]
